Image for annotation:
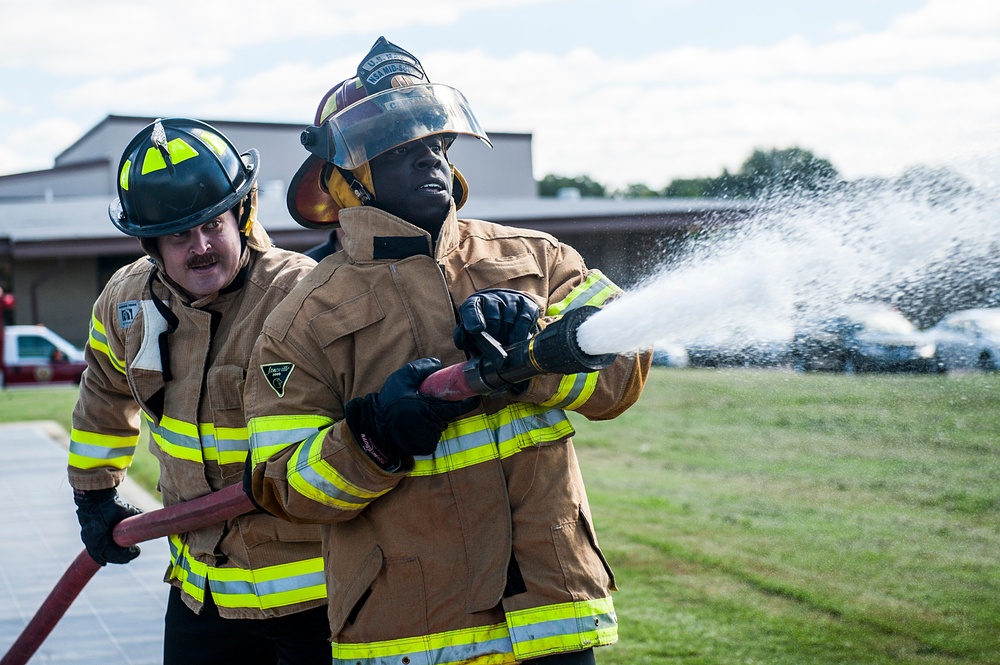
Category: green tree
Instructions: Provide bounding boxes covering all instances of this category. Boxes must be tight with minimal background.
[735,147,840,196]
[537,146,841,201]
[662,178,713,198]
[616,183,660,198]
[661,147,840,199]
[538,174,607,198]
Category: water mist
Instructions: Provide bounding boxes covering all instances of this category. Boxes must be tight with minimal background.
[576,165,1000,357]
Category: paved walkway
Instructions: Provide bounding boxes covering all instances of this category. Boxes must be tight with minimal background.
[0,422,167,664]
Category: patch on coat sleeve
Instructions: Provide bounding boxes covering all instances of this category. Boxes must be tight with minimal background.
[117,300,141,329]
[261,362,295,397]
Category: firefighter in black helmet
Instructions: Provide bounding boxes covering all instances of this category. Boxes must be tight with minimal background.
[69,118,330,665]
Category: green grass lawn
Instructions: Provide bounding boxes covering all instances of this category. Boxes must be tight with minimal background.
[0,385,161,495]
[573,368,1000,664]
[2,370,997,664]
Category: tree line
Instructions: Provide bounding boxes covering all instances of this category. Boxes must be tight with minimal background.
[539,147,841,199]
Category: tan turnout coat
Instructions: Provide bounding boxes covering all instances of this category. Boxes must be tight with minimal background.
[68,223,327,619]
[246,203,650,662]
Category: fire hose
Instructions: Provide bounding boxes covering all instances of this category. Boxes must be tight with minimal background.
[1,483,256,665]
[3,305,612,664]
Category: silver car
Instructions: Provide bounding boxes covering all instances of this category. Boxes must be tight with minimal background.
[791,303,938,373]
[925,308,1000,371]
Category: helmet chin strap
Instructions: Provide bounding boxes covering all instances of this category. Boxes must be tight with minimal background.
[335,165,374,205]
[235,197,253,251]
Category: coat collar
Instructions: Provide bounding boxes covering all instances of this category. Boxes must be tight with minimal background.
[339,201,459,261]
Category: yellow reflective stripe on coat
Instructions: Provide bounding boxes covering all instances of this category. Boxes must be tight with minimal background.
[142,413,251,465]
[328,596,617,664]
[331,621,517,665]
[409,403,575,477]
[142,412,204,463]
[198,422,250,465]
[539,370,600,411]
[68,428,138,470]
[273,405,575,507]
[286,427,392,510]
[507,596,618,660]
[248,413,334,465]
[89,311,126,375]
[167,535,326,611]
[546,269,620,317]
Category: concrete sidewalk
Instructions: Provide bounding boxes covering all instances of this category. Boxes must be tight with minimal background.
[0,422,167,664]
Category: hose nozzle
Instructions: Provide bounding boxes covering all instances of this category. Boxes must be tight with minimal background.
[467,305,614,393]
[418,305,615,400]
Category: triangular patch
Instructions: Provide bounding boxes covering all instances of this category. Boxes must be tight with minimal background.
[261,362,294,397]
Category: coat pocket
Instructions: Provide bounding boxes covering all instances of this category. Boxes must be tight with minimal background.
[466,253,543,292]
[329,545,384,636]
[207,364,246,413]
[309,290,385,348]
[551,504,617,598]
[207,364,250,480]
[329,548,431,642]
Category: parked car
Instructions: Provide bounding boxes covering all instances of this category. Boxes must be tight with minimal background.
[924,308,1000,371]
[790,303,938,373]
[684,323,793,369]
[0,324,88,386]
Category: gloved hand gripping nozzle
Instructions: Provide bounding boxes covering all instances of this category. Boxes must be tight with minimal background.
[461,305,615,395]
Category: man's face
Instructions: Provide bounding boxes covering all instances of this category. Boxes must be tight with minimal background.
[369,135,453,234]
[157,211,242,299]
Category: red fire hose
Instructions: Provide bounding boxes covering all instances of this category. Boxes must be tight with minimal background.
[1,483,254,665]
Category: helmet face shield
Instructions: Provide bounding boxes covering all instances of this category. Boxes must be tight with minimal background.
[301,83,492,170]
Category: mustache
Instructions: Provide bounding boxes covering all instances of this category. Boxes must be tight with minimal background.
[186,253,220,269]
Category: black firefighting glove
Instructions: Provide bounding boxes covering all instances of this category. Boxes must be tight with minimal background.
[453,288,540,357]
[73,487,143,566]
[344,358,479,469]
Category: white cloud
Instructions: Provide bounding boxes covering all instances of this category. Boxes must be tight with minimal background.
[58,69,227,116]
[892,0,1000,35]
[1,0,998,185]
[0,0,549,75]
[0,118,84,173]
[831,20,864,37]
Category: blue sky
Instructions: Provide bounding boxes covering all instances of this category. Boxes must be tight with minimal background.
[2,0,998,189]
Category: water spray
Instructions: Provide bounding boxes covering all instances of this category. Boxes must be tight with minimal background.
[419,305,616,400]
[569,169,1000,361]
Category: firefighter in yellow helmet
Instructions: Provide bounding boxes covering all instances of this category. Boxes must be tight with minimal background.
[68,118,331,664]
[244,38,651,664]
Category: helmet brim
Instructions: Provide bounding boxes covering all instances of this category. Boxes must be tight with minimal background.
[286,155,342,229]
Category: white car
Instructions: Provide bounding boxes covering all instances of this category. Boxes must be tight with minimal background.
[925,308,1000,371]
